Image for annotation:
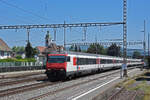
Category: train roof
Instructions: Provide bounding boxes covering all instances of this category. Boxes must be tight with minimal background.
[49,51,141,61]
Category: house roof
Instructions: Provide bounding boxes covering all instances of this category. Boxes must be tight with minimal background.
[0,38,11,51]
[36,46,46,53]
[36,43,64,55]
[44,43,58,53]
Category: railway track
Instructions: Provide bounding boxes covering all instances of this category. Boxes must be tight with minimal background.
[0,68,120,98]
[0,76,47,87]
[0,67,136,99]
[28,68,135,100]
[107,87,137,100]
[0,70,45,79]
[0,81,58,97]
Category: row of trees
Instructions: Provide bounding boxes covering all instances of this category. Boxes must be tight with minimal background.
[87,43,122,57]
[12,43,141,59]
[69,45,81,52]
[12,42,37,58]
[69,43,141,58]
[12,46,25,53]
[69,43,121,56]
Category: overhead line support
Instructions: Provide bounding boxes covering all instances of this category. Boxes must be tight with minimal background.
[123,0,127,77]
[0,22,124,30]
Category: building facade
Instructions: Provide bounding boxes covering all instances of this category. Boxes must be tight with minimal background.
[0,38,12,59]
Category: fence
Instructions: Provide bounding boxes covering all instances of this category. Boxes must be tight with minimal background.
[0,62,45,73]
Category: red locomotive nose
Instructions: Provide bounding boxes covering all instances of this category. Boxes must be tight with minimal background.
[46,54,67,71]
[46,62,67,70]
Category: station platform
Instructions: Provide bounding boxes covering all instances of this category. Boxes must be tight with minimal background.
[0,70,46,79]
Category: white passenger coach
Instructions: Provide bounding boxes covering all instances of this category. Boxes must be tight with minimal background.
[46,51,142,80]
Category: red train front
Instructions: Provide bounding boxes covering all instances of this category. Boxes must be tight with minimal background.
[46,54,68,81]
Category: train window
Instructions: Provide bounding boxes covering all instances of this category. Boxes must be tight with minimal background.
[77,58,82,65]
[116,60,118,63]
[116,60,122,63]
[107,60,113,64]
[77,58,97,65]
[78,58,85,65]
[89,58,96,65]
[100,59,113,64]
[116,60,119,63]
[101,59,107,64]
[48,56,66,63]
[66,56,70,62]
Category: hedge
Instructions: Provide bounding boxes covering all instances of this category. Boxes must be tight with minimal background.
[0,58,36,62]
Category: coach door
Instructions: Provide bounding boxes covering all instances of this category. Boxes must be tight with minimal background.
[97,58,100,70]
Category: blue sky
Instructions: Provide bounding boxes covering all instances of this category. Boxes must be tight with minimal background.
[0,0,149,49]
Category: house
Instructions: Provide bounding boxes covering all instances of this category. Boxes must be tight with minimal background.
[36,44,64,65]
[36,31,64,65]
[0,38,12,59]
[36,46,47,65]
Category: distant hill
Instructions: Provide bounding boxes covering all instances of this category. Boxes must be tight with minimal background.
[124,48,145,57]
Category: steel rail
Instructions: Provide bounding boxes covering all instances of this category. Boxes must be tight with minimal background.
[0,76,47,87]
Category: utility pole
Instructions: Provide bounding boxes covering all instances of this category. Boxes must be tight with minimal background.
[27,28,30,43]
[148,33,150,56]
[54,28,56,42]
[95,33,98,54]
[64,21,66,50]
[122,0,128,77]
[140,20,146,71]
[83,27,87,41]
[144,20,146,59]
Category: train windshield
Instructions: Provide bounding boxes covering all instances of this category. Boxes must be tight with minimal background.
[48,56,66,63]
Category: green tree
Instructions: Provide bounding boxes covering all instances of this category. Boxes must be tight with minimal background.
[78,46,81,52]
[74,45,78,52]
[32,48,38,56]
[12,46,25,53]
[20,46,25,52]
[87,44,106,55]
[25,42,33,58]
[132,51,141,58]
[107,43,121,57]
[69,45,74,51]
[12,46,17,52]
[69,45,82,52]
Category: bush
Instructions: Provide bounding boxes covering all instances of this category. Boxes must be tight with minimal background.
[16,58,36,62]
[0,58,15,62]
[16,55,22,59]
[0,58,36,62]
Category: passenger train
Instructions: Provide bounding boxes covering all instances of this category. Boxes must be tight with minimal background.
[46,51,142,80]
